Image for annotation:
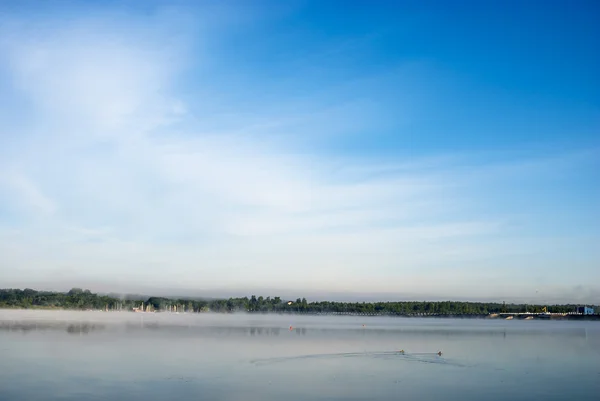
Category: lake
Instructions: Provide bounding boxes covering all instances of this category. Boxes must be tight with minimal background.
[0,310,599,400]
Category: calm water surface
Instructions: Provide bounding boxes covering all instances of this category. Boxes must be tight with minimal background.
[1,310,599,400]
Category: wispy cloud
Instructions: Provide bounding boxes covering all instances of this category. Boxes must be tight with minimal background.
[0,172,56,216]
[0,4,598,302]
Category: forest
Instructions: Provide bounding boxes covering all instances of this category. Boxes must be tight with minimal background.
[0,288,593,315]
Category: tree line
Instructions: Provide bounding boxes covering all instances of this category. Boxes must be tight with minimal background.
[0,288,594,315]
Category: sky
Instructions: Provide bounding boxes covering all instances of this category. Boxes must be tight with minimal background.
[0,0,598,303]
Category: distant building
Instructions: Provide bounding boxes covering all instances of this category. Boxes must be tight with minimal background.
[577,306,595,315]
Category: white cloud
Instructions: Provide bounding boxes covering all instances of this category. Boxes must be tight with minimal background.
[0,172,56,215]
[0,8,597,302]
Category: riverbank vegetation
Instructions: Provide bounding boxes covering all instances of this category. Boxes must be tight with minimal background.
[1,288,594,315]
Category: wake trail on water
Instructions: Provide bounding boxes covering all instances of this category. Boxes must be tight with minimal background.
[250,351,471,368]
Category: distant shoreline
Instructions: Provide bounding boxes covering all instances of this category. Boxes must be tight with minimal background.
[1,288,597,319]
[1,307,599,321]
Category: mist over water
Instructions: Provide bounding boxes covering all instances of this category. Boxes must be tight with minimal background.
[1,310,599,400]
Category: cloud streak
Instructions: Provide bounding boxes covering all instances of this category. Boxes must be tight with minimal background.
[0,4,598,303]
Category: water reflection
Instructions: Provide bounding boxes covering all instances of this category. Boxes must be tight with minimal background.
[0,312,599,401]
[0,319,593,339]
[0,321,104,335]
[65,323,101,334]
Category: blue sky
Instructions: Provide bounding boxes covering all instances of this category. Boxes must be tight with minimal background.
[0,1,598,303]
